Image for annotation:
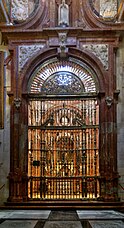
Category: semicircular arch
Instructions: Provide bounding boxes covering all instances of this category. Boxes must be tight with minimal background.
[21,48,107,94]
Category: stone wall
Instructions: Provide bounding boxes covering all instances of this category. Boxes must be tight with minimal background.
[0,34,10,205]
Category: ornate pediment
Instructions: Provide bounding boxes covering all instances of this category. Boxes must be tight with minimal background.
[0,0,124,30]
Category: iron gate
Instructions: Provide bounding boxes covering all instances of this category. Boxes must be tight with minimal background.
[28,98,99,200]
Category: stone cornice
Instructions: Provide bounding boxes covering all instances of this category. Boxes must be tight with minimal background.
[0,27,122,45]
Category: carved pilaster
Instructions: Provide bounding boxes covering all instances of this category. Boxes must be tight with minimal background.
[8,168,28,202]
[99,91,119,201]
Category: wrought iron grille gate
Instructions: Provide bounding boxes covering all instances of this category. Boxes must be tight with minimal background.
[28,98,99,200]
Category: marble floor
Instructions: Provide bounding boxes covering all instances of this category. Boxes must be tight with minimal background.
[0,210,124,227]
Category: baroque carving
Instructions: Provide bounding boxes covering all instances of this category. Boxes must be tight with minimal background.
[58,32,68,58]
[11,0,29,22]
[89,0,118,21]
[19,44,46,71]
[80,44,108,70]
[11,0,38,23]
[100,0,117,19]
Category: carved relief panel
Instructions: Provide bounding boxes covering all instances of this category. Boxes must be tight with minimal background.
[90,0,118,20]
[11,0,29,22]
[18,43,46,72]
[100,0,117,19]
[11,0,38,23]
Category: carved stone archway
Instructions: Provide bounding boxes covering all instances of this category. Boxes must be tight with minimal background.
[7,46,119,204]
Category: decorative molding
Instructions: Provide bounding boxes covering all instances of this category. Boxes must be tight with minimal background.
[18,44,46,71]
[80,44,109,70]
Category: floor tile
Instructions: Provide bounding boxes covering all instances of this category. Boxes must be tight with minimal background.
[5,210,51,219]
[89,220,124,228]
[77,210,124,220]
[0,211,14,219]
[48,210,79,221]
[0,220,5,225]
[0,220,37,228]
[34,220,46,228]
[44,221,82,228]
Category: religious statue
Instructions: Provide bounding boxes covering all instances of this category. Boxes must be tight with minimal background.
[58,0,69,27]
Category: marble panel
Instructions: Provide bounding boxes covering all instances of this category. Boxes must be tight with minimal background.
[89,220,124,228]
[0,220,37,228]
[48,210,78,221]
[8,210,51,219]
[33,220,45,228]
[44,221,82,228]
[77,210,124,220]
[0,211,14,219]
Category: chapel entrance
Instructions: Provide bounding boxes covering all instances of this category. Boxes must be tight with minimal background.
[28,98,99,200]
[27,59,100,201]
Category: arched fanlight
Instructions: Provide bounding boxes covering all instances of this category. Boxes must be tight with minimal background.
[28,58,98,94]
